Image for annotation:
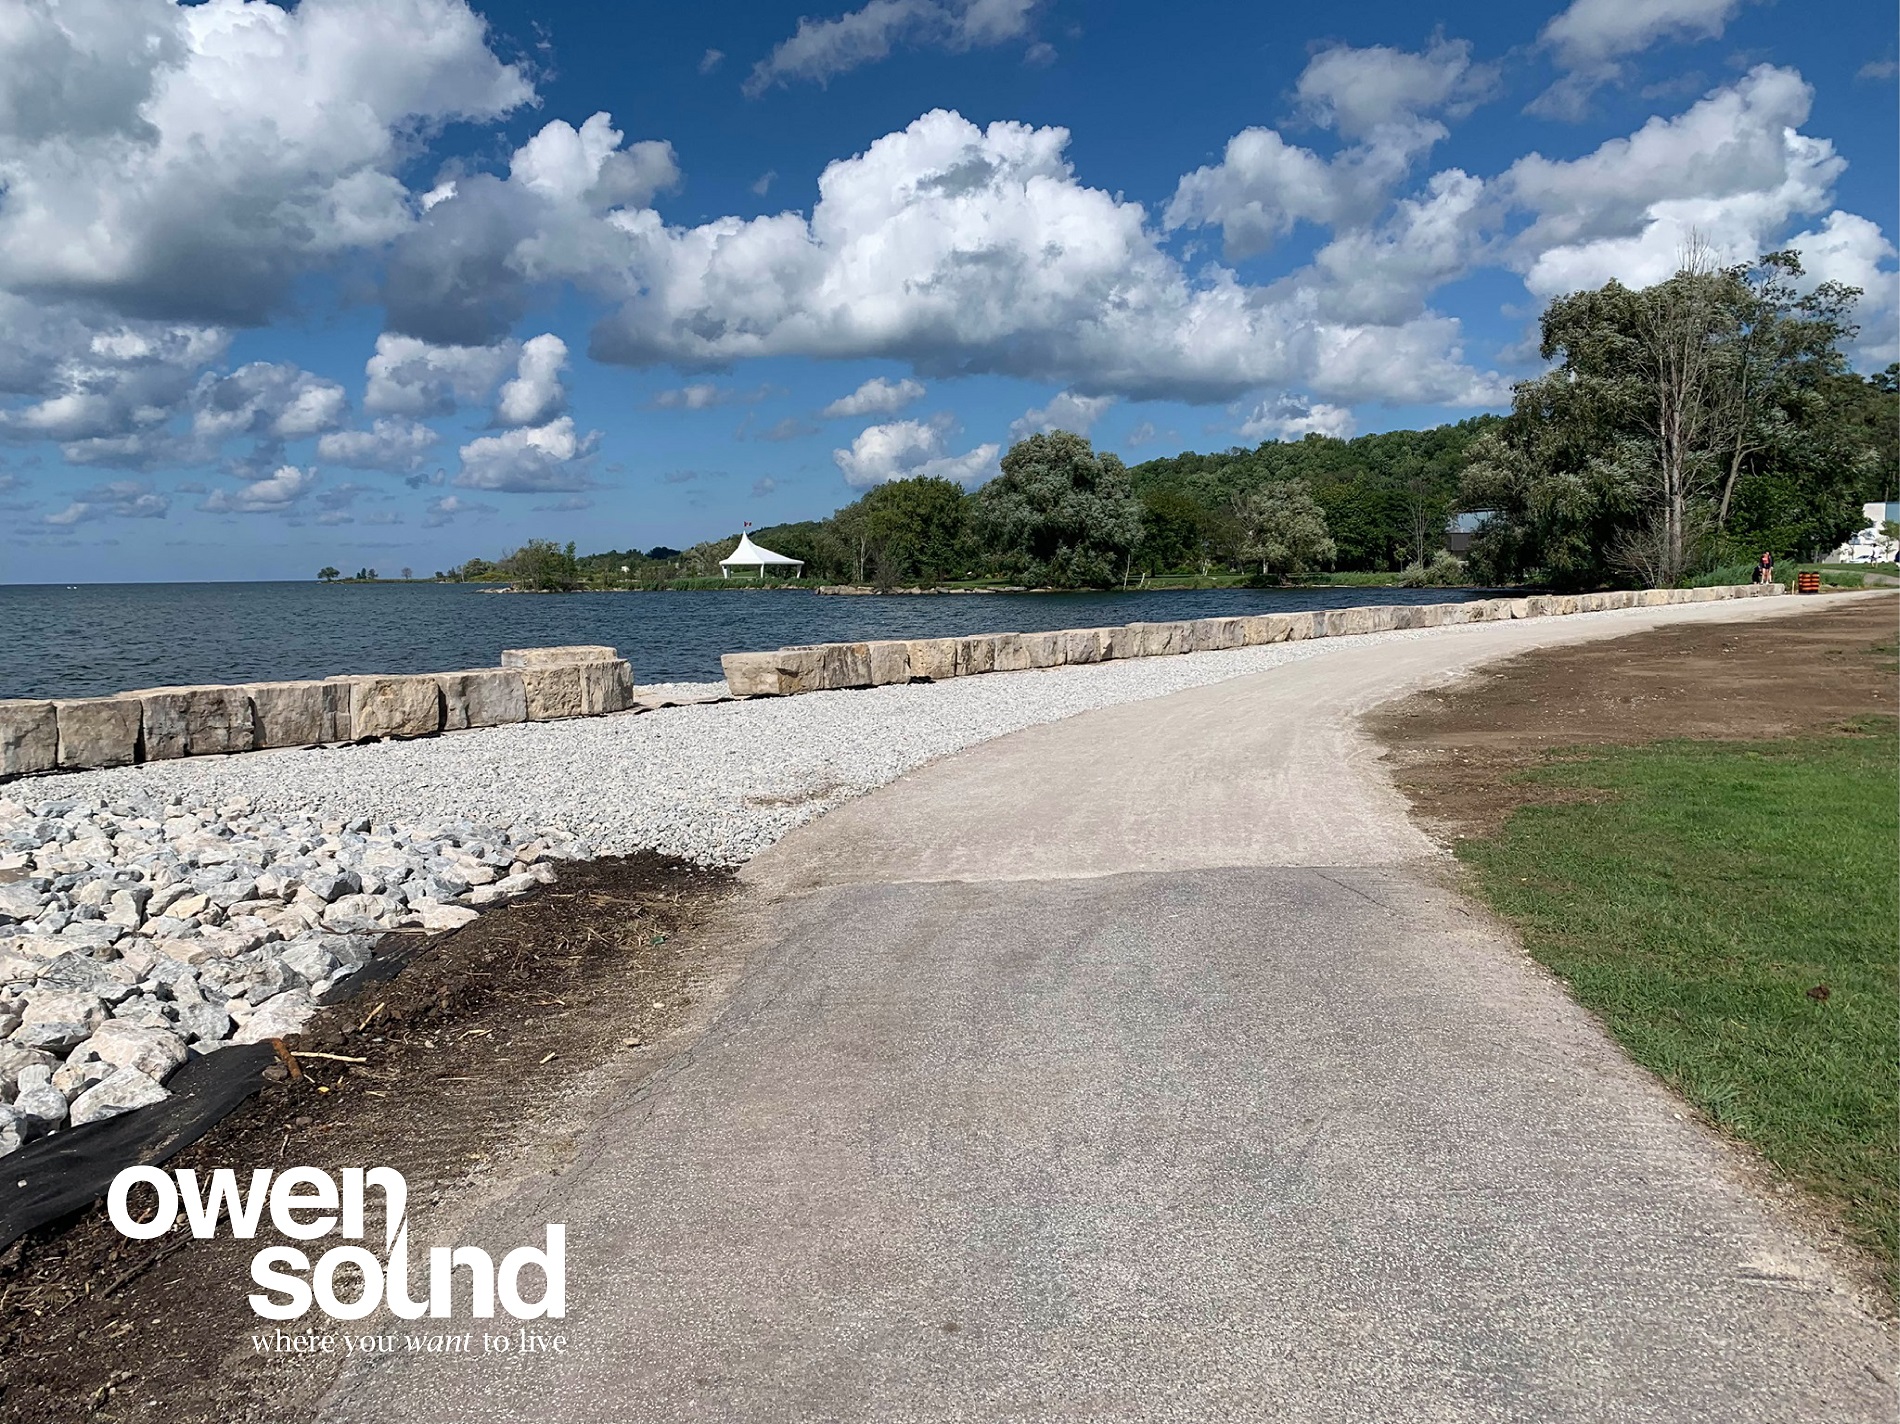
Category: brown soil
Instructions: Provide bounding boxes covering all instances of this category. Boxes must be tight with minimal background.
[1371,596,1899,841]
[0,853,737,1424]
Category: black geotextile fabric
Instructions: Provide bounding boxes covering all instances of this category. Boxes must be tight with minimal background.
[0,936,427,1250]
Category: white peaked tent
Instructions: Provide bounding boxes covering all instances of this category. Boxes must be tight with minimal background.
[719,531,805,579]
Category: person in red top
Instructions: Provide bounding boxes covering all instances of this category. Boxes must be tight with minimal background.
[1752,550,1775,584]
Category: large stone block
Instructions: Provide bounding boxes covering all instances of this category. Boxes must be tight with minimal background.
[904,638,961,682]
[722,651,793,697]
[436,668,528,729]
[1128,622,1190,657]
[1389,605,1438,631]
[320,678,353,742]
[1237,615,1284,645]
[583,659,634,713]
[54,697,142,769]
[1190,617,1248,652]
[801,644,872,693]
[989,633,1031,672]
[0,701,56,779]
[501,645,618,668]
[521,665,587,719]
[955,636,996,677]
[1059,628,1110,664]
[1021,631,1065,668]
[1254,612,1315,644]
[243,681,327,748]
[338,675,443,740]
[130,685,255,761]
[1105,625,1144,660]
[1321,606,1395,637]
[866,641,913,686]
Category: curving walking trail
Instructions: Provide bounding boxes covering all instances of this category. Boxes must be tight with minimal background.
[320,593,1897,1423]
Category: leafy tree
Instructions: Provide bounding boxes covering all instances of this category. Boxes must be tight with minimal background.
[834,476,969,585]
[1234,479,1337,580]
[1466,245,1871,587]
[972,431,1143,588]
[317,566,340,582]
[1129,419,1492,573]
[502,539,580,592]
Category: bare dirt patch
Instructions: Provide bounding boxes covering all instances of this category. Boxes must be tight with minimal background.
[0,853,737,1424]
[1371,596,1898,840]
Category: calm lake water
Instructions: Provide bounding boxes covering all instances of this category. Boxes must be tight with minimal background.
[0,581,1492,700]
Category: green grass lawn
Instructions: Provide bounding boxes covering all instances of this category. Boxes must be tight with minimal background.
[1457,721,1900,1289]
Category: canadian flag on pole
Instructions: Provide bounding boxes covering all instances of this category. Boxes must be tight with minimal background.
[743,521,752,529]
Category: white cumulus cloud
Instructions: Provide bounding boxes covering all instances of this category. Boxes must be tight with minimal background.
[1534,0,1754,118]
[191,362,347,445]
[200,464,319,513]
[315,416,441,473]
[363,334,517,417]
[1238,395,1357,441]
[1505,66,1845,298]
[494,334,569,427]
[833,416,999,488]
[593,109,1500,407]
[1167,39,1491,261]
[0,0,532,325]
[744,0,1040,98]
[43,479,171,525]
[454,416,600,492]
[821,376,926,418]
[385,113,678,345]
[1008,390,1115,441]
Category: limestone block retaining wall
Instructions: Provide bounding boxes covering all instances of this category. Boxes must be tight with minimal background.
[720,584,1784,698]
[0,645,634,781]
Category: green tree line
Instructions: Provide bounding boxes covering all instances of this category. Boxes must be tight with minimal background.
[423,252,1894,593]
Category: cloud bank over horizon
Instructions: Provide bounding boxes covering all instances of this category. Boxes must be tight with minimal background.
[0,0,1891,572]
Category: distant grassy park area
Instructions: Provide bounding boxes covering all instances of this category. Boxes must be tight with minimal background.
[1460,721,1900,1289]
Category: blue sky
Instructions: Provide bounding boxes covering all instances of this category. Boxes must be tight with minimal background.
[1,0,1894,582]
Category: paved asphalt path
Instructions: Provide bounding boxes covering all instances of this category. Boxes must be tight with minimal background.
[321,595,1897,1423]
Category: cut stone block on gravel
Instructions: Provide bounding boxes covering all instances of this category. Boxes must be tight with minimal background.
[0,701,57,778]
[582,658,636,713]
[523,658,636,716]
[1021,631,1065,669]
[865,641,912,686]
[437,668,529,730]
[522,664,586,719]
[792,644,872,693]
[335,675,443,740]
[502,645,619,668]
[989,633,1031,673]
[243,681,327,748]
[721,651,796,697]
[53,697,142,770]
[904,638,961,682]
[1059,629,1110,665]
[131,685,256,761]
[955,636,996,678]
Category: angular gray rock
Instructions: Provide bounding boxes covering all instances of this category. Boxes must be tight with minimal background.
[232,988,317,1044]
[80,1020,189,1080]
[69,1065,170,1125]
